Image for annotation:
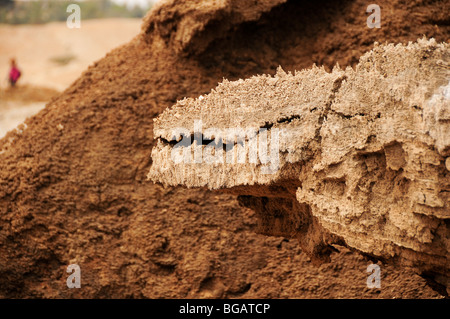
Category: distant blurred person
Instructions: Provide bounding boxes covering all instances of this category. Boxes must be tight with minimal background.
[8,58,21,87]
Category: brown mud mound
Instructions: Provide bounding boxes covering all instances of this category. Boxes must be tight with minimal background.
[0,0,449,298]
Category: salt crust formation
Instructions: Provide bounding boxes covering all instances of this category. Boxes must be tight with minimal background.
[149,39,450,291]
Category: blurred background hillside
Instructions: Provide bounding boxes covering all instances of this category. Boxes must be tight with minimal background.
[0,0,154,23]
[0,0,154,137]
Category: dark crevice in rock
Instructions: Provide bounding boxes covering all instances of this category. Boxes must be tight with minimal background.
[261,114,302,129]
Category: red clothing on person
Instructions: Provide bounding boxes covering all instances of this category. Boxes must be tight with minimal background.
[9,66,21,86]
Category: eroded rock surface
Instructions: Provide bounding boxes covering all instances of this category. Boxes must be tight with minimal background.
[149,39,450,292]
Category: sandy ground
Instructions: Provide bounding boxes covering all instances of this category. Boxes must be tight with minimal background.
[0,18,142,137]
[0,101,44,136]
[0,18,142,91]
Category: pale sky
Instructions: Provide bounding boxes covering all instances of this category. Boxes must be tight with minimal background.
[111,0,157,9]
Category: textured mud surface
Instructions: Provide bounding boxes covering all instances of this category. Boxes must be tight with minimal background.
[0,0,449,298]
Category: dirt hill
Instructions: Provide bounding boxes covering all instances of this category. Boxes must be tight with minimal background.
[0,0,448,298]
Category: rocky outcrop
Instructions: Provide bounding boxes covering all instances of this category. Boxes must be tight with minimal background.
[149,38,450,292]
[142,0,287,56]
